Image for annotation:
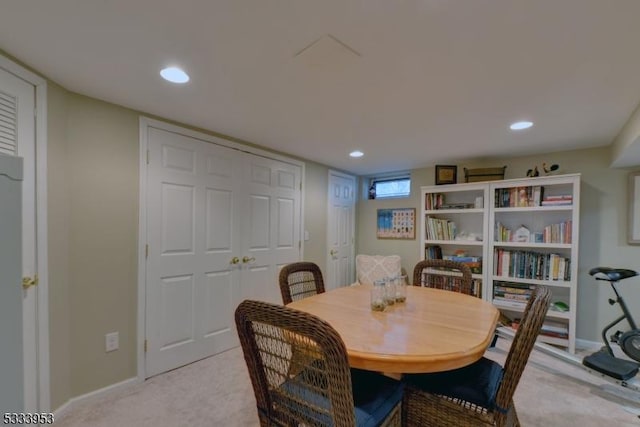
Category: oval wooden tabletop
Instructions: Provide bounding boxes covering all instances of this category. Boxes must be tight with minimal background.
[287,284,499,374]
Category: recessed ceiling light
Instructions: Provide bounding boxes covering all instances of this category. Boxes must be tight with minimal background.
[510,121,533,131]
[160,66,190,84]
[349,150,364,158]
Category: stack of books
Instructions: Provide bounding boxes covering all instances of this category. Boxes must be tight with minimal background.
[541,194,573,206]
[442,255,482,274]
[511,318,569,339]
[493,282,533,306]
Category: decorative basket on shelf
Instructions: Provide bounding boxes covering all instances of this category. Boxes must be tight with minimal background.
[463,166,507,183]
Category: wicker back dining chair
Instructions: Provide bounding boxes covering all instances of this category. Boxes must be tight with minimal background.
[412,259,476,296]
[402,286,551,427]
[235,299,403,427]
[279,262,325,305]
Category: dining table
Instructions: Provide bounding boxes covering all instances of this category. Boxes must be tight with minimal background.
[287,283,499,374]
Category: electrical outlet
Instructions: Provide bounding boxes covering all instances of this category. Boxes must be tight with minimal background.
[105,332,119,352]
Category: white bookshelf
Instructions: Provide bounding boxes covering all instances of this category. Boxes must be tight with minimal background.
[420,174,580,353]
[420,182,490,298]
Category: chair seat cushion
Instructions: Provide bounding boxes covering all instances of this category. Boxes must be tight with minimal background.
[277,367,403,427]
[403,357,503,409]
[351,369,404,427]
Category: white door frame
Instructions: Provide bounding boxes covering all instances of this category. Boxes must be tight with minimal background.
[0,55,50,411]
[326,170,356,288]
[137,117,305,380]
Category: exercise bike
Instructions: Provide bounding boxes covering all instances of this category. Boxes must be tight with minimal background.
[582,267,640,381]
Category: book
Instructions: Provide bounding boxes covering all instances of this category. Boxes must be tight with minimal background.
[543,194,572,200]
[541,200,572,206]
[541,320,569,334]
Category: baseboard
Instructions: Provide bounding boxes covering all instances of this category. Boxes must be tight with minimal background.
[53,377,141,419]
[576,338,601,351]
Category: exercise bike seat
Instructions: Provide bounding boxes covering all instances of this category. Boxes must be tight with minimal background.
[588,267,638,282]
[583,349,639,380]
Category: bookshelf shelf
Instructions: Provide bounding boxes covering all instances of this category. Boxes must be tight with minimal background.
[425,240,484,246]
[490,275,572,288]
[492,301,572,320]
[494,206,573,213]
[492,242,572,249]
[496,326,569,346]
[425,208,484,214]
[420,174,580,353]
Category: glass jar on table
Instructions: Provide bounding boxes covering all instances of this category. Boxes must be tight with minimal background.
[371,279,387,311]
[395,275,407,303]
[384,277,396,305]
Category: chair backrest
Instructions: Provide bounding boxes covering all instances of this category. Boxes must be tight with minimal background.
[412,259,475,296]
[235,299,356,426]
[494,286,551,413]
[356,254,402,285]
[279,262,326,305]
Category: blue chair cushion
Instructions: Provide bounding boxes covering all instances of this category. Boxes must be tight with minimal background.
[277,367,404,427]
[351,368,404,427]
[403,357,504,409]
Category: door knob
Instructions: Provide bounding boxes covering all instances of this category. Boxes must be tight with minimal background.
[230,256,240,265]
[242,256,255,263]
[22,275,38,289]
[330,249,338,256]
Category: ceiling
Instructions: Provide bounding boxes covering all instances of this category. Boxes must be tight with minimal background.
[2,0,640,175]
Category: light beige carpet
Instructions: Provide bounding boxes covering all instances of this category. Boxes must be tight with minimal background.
[55,339,640,426]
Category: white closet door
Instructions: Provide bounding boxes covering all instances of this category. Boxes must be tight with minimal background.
[145,128,242,377]
[240,155,302,304]
[144,125,302,377]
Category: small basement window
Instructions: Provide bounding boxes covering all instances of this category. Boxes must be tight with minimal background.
[368,175,411,199]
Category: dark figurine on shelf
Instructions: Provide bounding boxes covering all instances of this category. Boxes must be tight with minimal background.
[543,163,559,175]
[527,163,559,177]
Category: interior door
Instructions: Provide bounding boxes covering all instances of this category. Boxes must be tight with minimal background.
[0,67,38,411]
[145,128,242,377]
[0,155,23,413]
[326,170,356,290]
[240,154,302,304]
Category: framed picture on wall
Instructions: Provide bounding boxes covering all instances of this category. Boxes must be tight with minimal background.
[377,208,416,239]
[435,165,457,185]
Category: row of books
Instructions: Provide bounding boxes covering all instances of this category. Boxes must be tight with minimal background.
[541,221,572,243]
[425,245,443,259]
[425,193,445,210]
[494,186,544,208]
[420,269,483,298]
[493,249,571,281]
[425,193,475,210]
[425,216,457,240]
[494,221,572,244]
